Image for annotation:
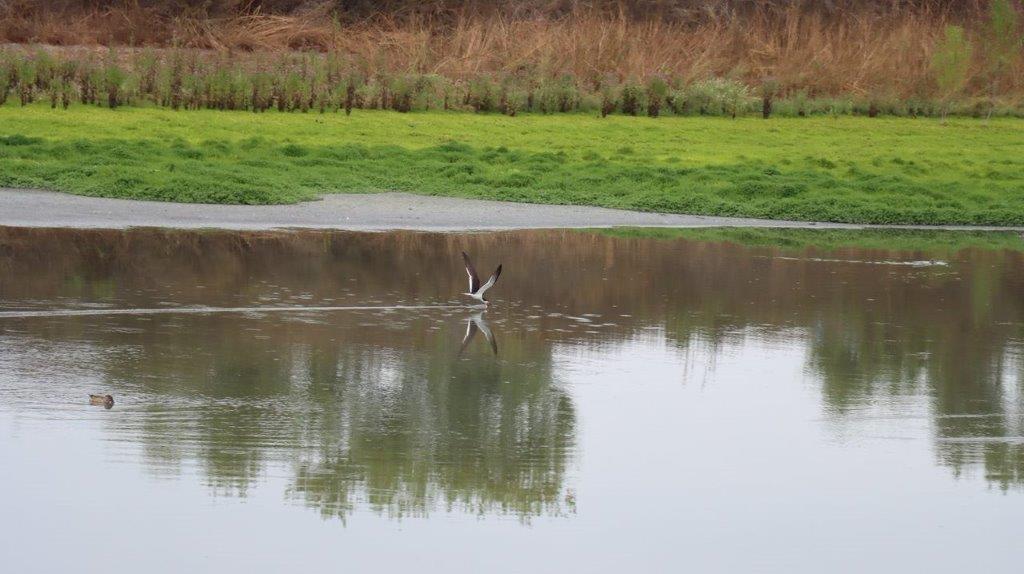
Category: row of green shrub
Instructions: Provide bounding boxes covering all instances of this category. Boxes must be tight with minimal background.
[1,48,1021,118]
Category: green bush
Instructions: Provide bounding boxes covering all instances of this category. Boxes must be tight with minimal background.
[646,76,668,118]
[620,80,644,116]
[467,76,498,112]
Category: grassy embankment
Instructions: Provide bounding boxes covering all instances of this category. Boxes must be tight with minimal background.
[590,227,1024,253]
[1,104,1023,225]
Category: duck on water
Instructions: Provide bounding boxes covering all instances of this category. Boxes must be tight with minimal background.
[89,394,114,409]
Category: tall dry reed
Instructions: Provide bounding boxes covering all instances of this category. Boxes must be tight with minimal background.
[0,1,1021,102]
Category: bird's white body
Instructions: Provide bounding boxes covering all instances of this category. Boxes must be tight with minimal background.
[463,290,488,304]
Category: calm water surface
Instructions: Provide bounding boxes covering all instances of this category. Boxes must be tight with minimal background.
[1,227,1023,572]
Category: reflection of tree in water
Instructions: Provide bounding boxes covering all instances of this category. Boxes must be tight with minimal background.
[99,317,309,496]
[660,238,1024,490]
[556,230,1024,490]
[0,228,578,516]
[1,227,1023,495]
[289,338,574,521]
[92,313,575,519]
[797,250,1024,490]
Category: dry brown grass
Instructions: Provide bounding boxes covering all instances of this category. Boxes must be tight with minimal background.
[1,1,1021,99]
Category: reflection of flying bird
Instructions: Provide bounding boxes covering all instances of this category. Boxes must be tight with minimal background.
[460,312,498,356]
[462,251,502,307]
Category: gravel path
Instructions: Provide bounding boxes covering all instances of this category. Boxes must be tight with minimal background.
[1,188,1020,231]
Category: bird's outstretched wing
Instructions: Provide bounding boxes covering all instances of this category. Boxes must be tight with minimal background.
[459,316,479,356]
[459,314,498,356]
[476,265,502,297]
[475,315,498,356]
[462,251,481,294]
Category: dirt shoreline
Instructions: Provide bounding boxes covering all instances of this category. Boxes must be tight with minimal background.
[1,188,1022,232]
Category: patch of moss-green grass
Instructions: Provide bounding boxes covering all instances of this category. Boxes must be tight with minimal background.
[1,104,1023,225]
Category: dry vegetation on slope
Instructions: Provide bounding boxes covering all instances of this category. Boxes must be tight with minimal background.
[1,1,1022,106]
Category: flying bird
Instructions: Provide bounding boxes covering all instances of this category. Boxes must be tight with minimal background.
[459,312,498,356]
[461,251,502,306]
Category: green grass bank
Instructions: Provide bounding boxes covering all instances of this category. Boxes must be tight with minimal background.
[1,104,1023,225]
[588,227,1024,254]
